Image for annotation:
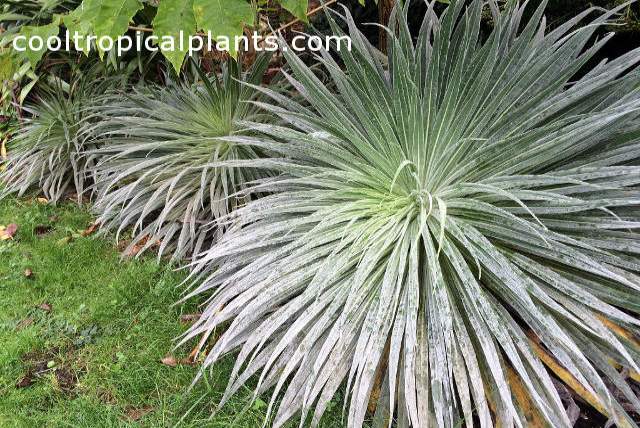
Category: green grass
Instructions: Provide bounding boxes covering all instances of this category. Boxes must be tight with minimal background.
[0,197,345,427]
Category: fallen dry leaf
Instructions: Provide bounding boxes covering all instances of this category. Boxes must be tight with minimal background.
[37,303,52,313]
[160,355,178,367]
[123,235,162,257]
[179,313,202,324]
[180,358,196,366]
[116,239,130,252]
[160,355,194,367]
[81,222,100,237]
[24,269,34,279]
[186,349,201,365]
[124,406,154,422]
[0,223,18,240]
[124,235,150,257]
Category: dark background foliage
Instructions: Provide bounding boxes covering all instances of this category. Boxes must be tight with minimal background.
[336,0,640,59]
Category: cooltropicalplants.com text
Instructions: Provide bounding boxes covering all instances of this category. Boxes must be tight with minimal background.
[12,31,353,57]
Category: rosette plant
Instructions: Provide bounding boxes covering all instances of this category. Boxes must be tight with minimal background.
[181,1,640,427]
[90,55,274,260]
[0,68,121,203]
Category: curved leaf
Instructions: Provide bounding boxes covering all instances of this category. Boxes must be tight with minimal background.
[184,2,640,427]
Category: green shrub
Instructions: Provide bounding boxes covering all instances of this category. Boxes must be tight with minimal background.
[90,55,275,260]
[184,1,640,427]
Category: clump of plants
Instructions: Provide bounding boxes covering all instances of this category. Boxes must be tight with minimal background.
[89,55,275,260]
[2,0,640,426]
[180,1,640,427]
[0,66,123,203]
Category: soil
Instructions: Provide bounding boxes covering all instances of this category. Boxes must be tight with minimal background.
[17,346,81,395]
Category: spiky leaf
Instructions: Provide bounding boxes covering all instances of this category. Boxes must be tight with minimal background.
[0,68,123,203]
[184,2,640,428]
[90,55,274,260]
